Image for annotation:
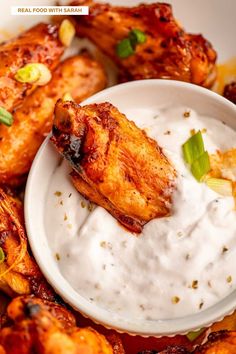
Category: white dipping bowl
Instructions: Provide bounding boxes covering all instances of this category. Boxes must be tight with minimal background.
[25,80,236,337]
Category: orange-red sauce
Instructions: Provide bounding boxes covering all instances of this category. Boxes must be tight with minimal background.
[214,57,236,95]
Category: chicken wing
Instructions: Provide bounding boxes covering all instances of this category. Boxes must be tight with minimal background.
[193,331,236,354]
[0,23,65,113]
[0,296,113,354]
[0,188,56,301]
[71,0,217,87]
[223,82,236,104]
[0,55,106,187]
[6,296,76,329]
[139,331,236,354]
[51,100,176,233]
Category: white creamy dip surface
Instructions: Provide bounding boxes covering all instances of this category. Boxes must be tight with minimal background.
[45,105,236,320]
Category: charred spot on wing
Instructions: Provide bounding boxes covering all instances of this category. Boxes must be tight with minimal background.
[52,124,61,138]
[118,214,143,234]
[25,302,41,318]
[53,293,64,305]
[137,351,159,354]
[223,82,236,104]
[62,134,84,172]
[51,128,84,172]
[208,330,229,342]
[29,277,57,303]
[0,230,12,246]
[139,347,190,354]
[163,347,190,354]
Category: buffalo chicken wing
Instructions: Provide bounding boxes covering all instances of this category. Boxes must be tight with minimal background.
[51,101,176,233]
[0,23,65,112]
[193,331,236,354]
[223,82,236,104]
[139,331,236,353]
[0,55,106,187]
[72,0,217,87]
[0,296,113,354]
[0,188,56,301]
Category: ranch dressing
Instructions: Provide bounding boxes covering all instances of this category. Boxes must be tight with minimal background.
[45,105,236,320]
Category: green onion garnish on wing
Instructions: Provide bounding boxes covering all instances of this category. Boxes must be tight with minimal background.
[182,131,205,164]
[0,107,13,126]
[59,19,75,47]
[116,38,134,58]
[15,63,40,84]
[129,29,147,46]
[116,29,146,58]
[15,63,51,86]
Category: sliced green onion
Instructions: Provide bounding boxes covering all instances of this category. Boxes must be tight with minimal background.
[116,38,134,58]
[0,107,13,126]
[0,247,5,264]
[62,92,73,102]
[116,29,146,58]
[34,64,52,85]
[15,64,40,84]
[59,19,76,47]
[191,151,210,181]
[206,178,233,196]
[186,328,205,342]
[182,131,205,165]
[15,63,51,86]
[129,29,146,46]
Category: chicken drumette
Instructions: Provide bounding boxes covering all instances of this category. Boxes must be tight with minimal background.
[0,188,56,301]
[0,54,106,187]
[0,296,114,354]
[51,100,176,233]
[0,23,65,112]
[71,0,217,87]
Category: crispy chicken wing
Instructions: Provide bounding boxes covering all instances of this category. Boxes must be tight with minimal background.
[0,188,56,301]
[193,331,236,354]
[210,311,236,333]
[139,331,236,354]
[223,82,236,104]
[0,23,65,112]
[0,54,106,187]
[6,296,76,329]
[0,296,113,354]
[71,0,217,87]
[51,100,176,233]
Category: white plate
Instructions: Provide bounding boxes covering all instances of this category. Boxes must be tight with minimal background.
[25,79,236,336]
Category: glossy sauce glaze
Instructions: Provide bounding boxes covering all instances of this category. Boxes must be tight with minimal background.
[45,105,236,320]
